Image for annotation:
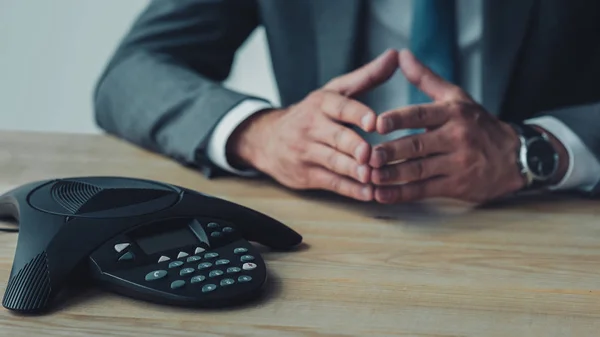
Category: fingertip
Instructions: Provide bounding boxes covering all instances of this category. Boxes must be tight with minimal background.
[354,141,370,164]
[368,155,376,168]
[370,168,387,185]
[398,48,413,60]
[361,112,376,132]
[374,187,396,204]
[398,49,419,81]
[376,115,393,134]
[386,48,400,59]
[359,184,373,201]
[369,147,387,168]
[356,164,370,184]
[380,48,398,59]
[371,170,381,184]
[399,48,418,66]
[376,117,385,134]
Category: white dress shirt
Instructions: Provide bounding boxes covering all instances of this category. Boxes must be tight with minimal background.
[206,0,600,191]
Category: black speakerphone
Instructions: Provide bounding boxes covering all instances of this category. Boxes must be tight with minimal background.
[0,176,302,313]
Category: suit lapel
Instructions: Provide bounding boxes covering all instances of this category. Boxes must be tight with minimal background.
[312,0,362,86]
[482,0,536,116]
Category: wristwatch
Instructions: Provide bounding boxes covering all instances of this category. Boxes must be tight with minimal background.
[511,123,559,190]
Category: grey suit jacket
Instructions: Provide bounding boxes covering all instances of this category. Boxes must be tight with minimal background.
[94,0,600,194]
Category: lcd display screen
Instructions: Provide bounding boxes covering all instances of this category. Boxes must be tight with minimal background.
[135,226,198,255]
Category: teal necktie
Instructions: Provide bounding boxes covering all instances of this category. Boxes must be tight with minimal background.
[409,0,457,105]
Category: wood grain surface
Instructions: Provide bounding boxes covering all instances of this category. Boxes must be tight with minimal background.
[1,130,600,337]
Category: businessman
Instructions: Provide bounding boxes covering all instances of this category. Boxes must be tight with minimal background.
[94,0,600,204]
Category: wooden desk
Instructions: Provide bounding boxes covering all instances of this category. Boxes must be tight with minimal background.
[1,131,600,337]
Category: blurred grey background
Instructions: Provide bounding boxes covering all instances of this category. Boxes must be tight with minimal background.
[0,0,280,134]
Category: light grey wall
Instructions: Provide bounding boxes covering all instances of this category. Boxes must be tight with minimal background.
[0,0,279,134]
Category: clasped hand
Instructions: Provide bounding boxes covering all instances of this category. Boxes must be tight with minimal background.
[369,49,526,204]
[230,49,526,204]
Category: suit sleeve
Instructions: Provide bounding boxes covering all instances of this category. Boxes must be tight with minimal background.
[535,102,600,196]
[93,0,266,177]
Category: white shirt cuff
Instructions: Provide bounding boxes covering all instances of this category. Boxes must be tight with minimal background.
[525,116,600,192]
[206,99,273,176]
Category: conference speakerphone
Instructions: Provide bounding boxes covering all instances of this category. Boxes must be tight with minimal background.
[0,176,302,313]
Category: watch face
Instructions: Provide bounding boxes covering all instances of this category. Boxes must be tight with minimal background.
[526,137,557,179]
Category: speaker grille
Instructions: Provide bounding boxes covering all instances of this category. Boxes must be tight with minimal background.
[76,188,173,214]
[51,181,102,214]
[31,177,179,218]
[2,252,51,312]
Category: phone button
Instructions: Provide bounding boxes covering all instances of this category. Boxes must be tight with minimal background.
[215,259,230,266]
[118,251,135,262]
[233,247,248,255]
[238,275,252,283]
[145,270,167,281]
[242,263,257,271]
[187,256,201,263]
[170,280,185,289]
[198,262,213,270]
[180,268,195,276]
[220,278,235,286]
[168,261,184,269]
[114,243,130,253]
[227,267,241,274]
[191,275,206,284]
[202,284,217,293]
[240,255,255,262]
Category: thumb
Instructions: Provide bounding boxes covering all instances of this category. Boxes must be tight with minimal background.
[323,49,399,97]
[399,49,470,102]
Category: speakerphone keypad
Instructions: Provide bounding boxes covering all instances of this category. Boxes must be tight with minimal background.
[106,220,261,302]
[141,245,260,295]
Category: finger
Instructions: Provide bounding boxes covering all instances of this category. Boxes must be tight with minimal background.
[369,130,451,168]
[374,176,448,204]
[371,154,452,185]
[309,116,371,164]
[318,91,376,132]
[376,102,450,134]
[399,49,470,102]
[304,143,371,183]
[308,166,373,201]
[324,49,399,97]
